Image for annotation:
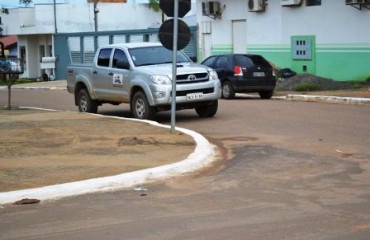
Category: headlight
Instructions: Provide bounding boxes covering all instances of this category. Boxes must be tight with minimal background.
[209,70,218,81]
[150,75,172,85]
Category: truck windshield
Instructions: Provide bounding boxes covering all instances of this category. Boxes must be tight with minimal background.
[129,46,190,67]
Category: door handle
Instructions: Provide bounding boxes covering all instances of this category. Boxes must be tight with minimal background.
[109,72,113,76]
[93,71,97,74]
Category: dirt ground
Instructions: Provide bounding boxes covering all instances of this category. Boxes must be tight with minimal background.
[0,109,195,192]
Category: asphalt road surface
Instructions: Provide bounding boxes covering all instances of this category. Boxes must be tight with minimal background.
[1,89,370,240]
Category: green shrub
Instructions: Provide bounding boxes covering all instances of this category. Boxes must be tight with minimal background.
[293,83,321,91]
[0,78,36,86]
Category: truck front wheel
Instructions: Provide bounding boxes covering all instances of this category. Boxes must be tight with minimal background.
[131,91,156,120]
[78,89,98,113]
[195,101,218,118]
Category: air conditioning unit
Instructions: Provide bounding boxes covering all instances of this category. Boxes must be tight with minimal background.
[281,0,303,6]
[346,0,369,4]
[248,0,265,12]
[202,1,221,16]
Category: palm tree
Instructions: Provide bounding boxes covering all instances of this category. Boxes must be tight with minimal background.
[148,0,160,12]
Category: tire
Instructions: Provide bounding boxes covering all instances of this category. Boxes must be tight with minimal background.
[195,101,218,118]
[222,81,235,99]
[131,91,156,120]
[78,89,98,113]
[259,90,274,99]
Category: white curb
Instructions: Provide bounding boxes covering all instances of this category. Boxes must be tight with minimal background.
[285,94,370,105]
[0,109,216,205]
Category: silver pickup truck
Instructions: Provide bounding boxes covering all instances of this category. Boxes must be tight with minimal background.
[67,42,221,119]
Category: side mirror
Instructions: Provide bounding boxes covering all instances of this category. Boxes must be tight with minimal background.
[190,56,197,63]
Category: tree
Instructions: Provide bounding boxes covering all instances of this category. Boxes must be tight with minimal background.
[148,0,160,12]
[148,0,165,23]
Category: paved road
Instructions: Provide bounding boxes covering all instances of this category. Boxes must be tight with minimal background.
[1,89,370,239]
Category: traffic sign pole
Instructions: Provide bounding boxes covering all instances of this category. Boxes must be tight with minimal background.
[170,0,179,133]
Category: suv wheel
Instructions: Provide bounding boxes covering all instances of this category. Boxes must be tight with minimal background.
[259,90,274,99]
[78,89,98,113]
[195,101,218,118]
[222,81,235,99]
[131,91,156,120]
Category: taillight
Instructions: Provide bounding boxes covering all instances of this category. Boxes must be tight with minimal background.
[234,66,243,76]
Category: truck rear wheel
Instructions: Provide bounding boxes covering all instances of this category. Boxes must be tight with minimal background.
[259,90,274,99]
[131,91,156,120]
[195,100,218,118]
[78,89,98,113]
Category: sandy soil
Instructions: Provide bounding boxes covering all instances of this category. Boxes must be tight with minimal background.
[0,109,195,192]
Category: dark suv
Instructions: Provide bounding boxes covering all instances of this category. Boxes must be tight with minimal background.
[201,54,276,99]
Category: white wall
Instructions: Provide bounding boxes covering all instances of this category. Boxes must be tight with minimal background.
[246,1,370,45]
[246,1,283,44]
[3,2,162,35]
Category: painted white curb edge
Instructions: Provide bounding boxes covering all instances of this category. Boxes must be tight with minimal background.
[285,94,370,105]
[0,108,216,205]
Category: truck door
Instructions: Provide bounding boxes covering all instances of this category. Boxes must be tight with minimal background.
[92,48,114,99]
[109,48,130,102]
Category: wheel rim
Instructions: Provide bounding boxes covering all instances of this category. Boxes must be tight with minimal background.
[222,84,230,98]
[80,95,88,112]
[135,98,146,118]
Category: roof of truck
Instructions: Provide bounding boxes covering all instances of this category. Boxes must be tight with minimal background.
[101,42,162,49]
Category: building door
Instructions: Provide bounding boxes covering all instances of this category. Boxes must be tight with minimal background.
[232,20,247,54]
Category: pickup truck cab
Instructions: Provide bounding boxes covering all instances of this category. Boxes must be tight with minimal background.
[67,42,221,119]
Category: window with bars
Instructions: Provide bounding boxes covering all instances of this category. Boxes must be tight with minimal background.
[306,0,321,6]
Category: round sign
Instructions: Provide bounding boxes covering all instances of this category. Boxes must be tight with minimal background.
[158,19,191,51]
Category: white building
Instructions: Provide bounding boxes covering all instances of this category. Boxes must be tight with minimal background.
[196,0,370,81]
[1,1,162,79]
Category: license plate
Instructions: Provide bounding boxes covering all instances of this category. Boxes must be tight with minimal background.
[186,92,203,100]
[253,72,265,77]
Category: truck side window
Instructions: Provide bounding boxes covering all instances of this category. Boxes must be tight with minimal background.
[97,48,112,67]
[112,49,129,70]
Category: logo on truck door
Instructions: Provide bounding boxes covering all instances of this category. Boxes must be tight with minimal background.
[112,74,123,87]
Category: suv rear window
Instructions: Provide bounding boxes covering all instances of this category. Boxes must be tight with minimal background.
[234,55,254,68]
[248,55,271,67]
[234,55,270,68]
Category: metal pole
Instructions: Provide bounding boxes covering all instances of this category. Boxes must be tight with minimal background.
[53,0,57,33]
[7,83,11,110]
[94,0,98,32]
[171,0,179,133]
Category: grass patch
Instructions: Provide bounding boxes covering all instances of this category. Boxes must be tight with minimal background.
[0,78,37,86]
[293,83,321,91]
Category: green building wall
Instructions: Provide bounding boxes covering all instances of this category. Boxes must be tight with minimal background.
[210,43,370,82]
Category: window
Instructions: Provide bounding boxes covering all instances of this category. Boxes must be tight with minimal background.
[306,0,321,6]
[234,55,254,68]
[129,46,190,67]
[202,56,217,67]
[215,56,228,68]
[97,48,112,67]
[112,49,129,69]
